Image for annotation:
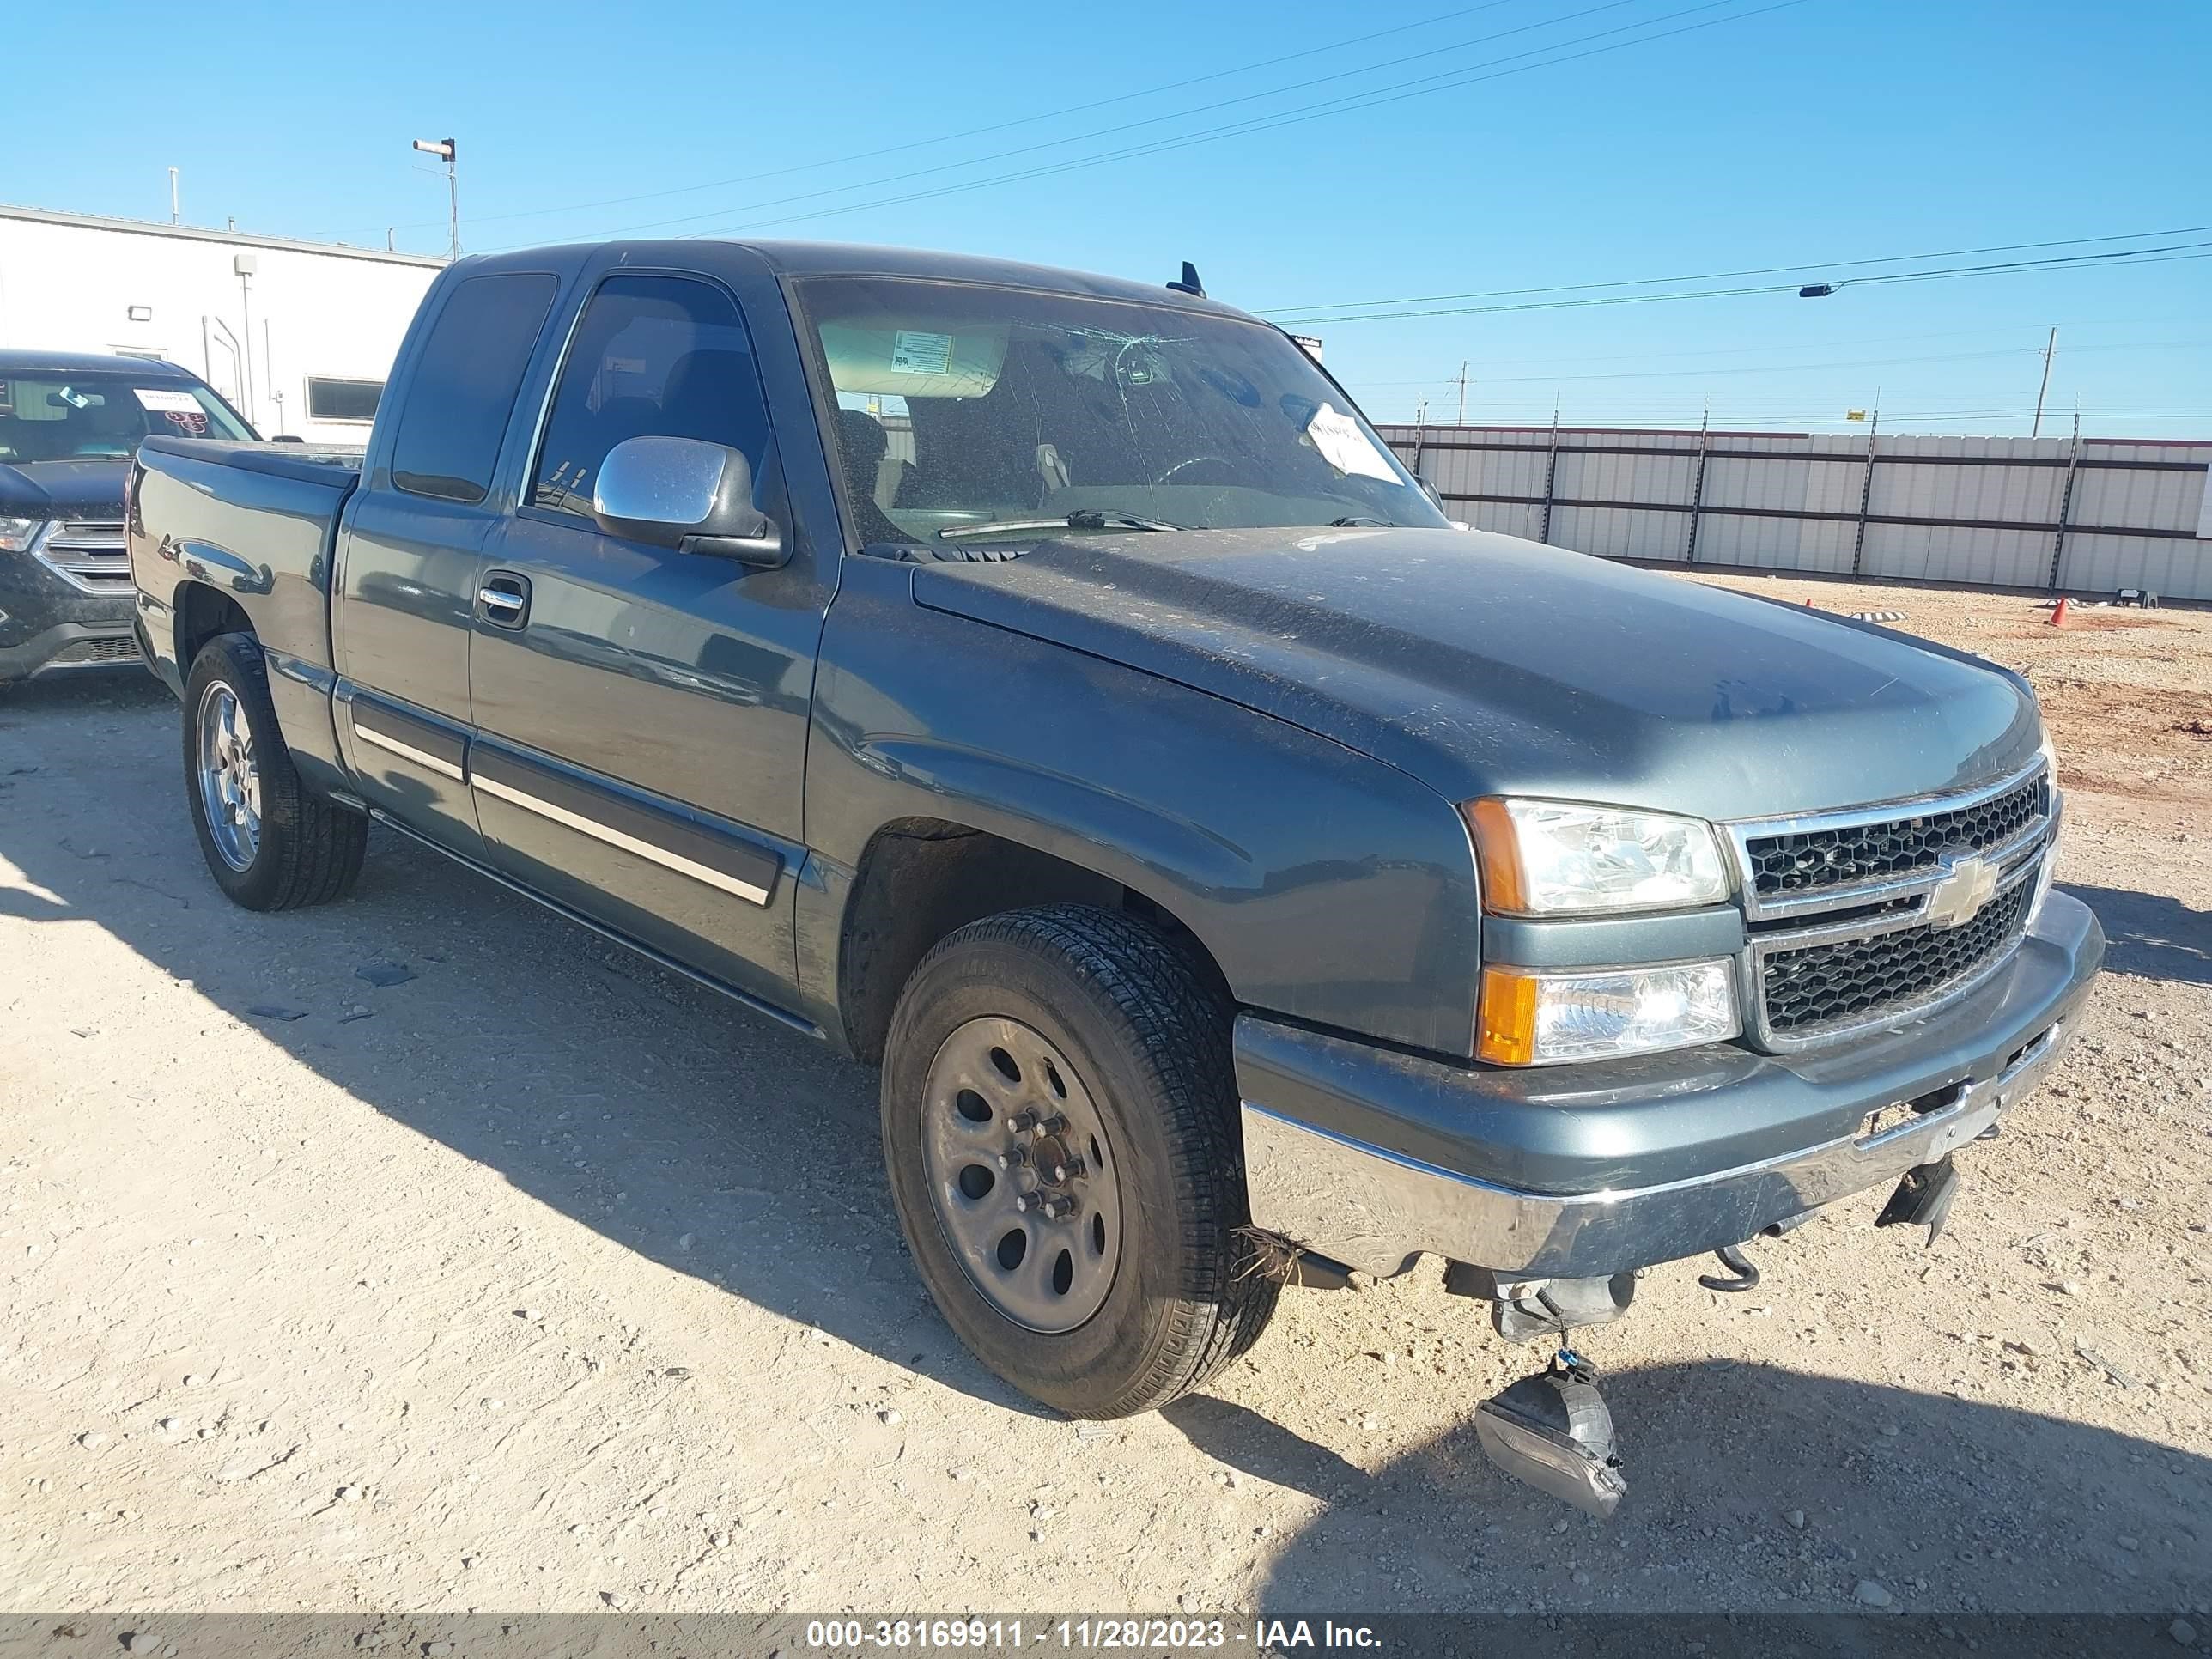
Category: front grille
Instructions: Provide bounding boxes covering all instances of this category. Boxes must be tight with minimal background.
[36,520,130,592]
[1761,878,2031,1034]
[1743,773,2049,898]
[49,636,140,666]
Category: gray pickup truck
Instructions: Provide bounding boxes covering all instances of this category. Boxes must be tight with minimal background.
[128,239,2102,1514]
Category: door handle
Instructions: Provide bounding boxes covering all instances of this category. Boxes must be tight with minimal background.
[477,571,532,629]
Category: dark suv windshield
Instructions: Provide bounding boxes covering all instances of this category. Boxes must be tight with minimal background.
[793,276,1445,544]
[0,370,252,463]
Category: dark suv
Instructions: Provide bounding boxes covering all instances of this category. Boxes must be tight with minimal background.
[1,349,254,683]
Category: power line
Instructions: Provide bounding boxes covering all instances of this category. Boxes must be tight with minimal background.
[1267,244,2212,325]
[1258,223,2212,316]
[331,0,1522,238]
[661,0,1814,244]
[489,0,1692,248]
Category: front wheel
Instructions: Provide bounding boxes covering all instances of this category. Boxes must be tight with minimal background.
[182,633,367,910]
[881,905,1279,1418]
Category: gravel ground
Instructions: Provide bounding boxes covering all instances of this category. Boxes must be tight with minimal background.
[0,574,2206,1624]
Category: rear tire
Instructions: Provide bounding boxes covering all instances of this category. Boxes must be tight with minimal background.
[182,633,366,910]
[881,904,1279,1418]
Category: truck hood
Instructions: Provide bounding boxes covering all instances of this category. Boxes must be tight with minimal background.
[910,526,2040,821]
[0,459,129,520]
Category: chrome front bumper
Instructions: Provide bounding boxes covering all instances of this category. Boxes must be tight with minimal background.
[1239,893,2102,1281]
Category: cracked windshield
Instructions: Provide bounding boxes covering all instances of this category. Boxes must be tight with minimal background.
[798,276,1449,545]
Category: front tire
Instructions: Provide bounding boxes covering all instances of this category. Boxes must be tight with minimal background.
[182,633,366,910]
[882,905,1279,1418]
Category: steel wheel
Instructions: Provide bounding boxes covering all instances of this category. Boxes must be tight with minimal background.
[919,1014,1121,1334]
[195,680,261,872]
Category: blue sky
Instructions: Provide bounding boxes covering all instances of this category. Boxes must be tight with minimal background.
[9,0,2207,434]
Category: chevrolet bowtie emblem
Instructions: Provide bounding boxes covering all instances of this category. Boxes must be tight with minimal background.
[1924,851,1999,929]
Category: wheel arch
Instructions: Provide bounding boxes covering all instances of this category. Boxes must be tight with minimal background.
[828,814,1233,1066]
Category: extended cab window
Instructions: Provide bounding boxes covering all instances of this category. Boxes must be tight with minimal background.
[390,273,559,505]
[531,275,775,517]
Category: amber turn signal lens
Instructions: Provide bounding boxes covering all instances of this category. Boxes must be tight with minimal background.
[1476,965,1540,1066]
[1463,798,1528,914]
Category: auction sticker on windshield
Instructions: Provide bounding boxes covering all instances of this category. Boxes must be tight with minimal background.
[890,331,955,376]
[1305,402,1398,482]
[133,388,204,414]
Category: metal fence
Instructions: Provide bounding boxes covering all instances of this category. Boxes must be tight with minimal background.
[1375,424,2212,602]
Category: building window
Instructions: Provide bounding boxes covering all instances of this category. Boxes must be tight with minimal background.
[307,376,385,423]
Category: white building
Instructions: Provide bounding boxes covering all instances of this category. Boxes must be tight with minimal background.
[0,205,442,445]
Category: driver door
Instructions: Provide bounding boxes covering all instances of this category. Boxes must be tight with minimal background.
[467,269,830,1008]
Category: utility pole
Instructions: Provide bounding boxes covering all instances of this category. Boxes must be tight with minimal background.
[1455,360,1469,425]
[168,167,179,225]
[412,137,460,258]
[2031,326,2057,438]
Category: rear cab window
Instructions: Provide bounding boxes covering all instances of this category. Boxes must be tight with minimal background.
[389,273,560,504]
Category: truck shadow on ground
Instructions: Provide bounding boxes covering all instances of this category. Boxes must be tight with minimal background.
[1171,1369,2210,1616]
[2062,883,2212,988]
[0,673,1054,1419]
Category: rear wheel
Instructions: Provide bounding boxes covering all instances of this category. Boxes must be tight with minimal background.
[182,633,366,910]
[882,905,1279,1418]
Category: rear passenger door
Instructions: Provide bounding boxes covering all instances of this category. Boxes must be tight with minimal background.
[333,270,560,857]
[467,267,835,1009]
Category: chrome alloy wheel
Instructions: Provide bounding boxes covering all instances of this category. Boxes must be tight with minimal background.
[919,1015,1122,1334]
[195,681,262,872]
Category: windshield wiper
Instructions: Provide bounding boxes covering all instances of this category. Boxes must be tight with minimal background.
[937,510,1184,541]
[1327,514,1395,527]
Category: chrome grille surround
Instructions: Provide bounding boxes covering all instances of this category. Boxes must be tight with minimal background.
[33,520,131,593]
[1724,757,2056,1052]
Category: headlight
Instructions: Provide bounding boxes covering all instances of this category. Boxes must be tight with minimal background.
[2030,732,2063,927]
[1479,959,1740,1066]
[1465,798,1729,915]
[0,516,48,553]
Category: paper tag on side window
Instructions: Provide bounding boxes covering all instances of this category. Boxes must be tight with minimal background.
[890,331,954,376]
[1305,403,1398,482]
[133,388,204,414]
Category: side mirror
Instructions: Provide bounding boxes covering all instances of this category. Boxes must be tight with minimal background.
[1416,474,1447,513]
[592,434,787,568]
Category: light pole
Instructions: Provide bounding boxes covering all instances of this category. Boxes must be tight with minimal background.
[411,137,459,258]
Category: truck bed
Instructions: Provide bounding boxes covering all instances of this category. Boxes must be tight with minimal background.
[129,435,367,714]
[139,436,365,489]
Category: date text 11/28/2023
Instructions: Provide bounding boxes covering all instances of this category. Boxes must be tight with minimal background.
[801,1619,1382,1650]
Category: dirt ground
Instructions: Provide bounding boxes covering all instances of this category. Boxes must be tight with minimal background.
[1,573,2206,1625]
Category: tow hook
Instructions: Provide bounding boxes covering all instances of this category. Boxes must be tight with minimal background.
[1876,1152,1961,1245]
[1474,1347,1627,1520]
[1698,1242,1762,1292]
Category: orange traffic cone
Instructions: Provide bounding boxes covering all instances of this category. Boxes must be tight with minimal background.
[2050,597,2069,626]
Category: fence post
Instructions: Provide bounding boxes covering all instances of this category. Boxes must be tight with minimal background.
[1683,414,1711,564]
[1538,410,1561,544]
[2046,416,2081,592]
[1413,420,1427,489]
[1849,411,1881,577]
